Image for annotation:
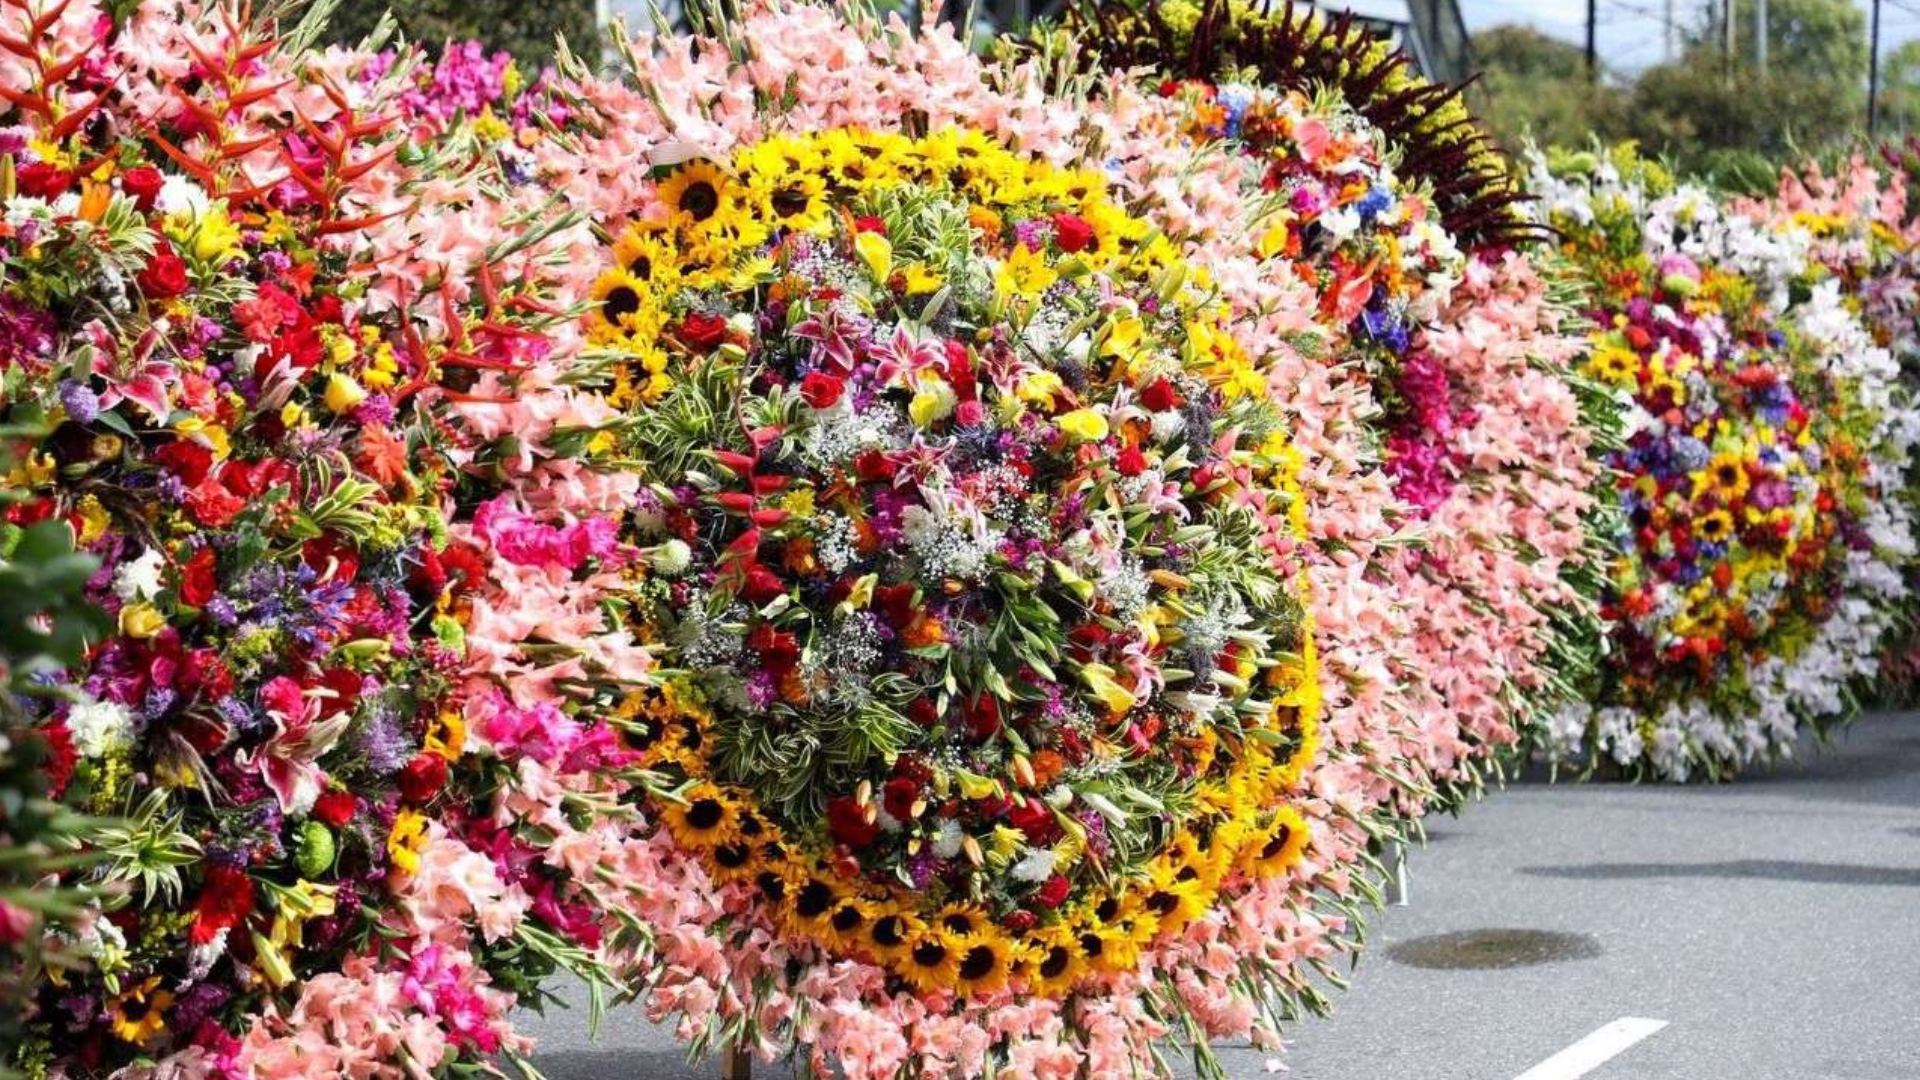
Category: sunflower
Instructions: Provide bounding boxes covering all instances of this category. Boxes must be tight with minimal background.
[951,929,1020,998]
[1700,451,1752,502]
[1588,342,1641,386]
[784,872,845,936]
[899,925,964,992]
[1240,805,1311,877]
[930,901,990,940]
[656,160,738,232]
[107,977,174,1046]
[587,266,655,342]
[820,894,879,954]
[1022,923,1088,997]
[863,908,926,964]
[662,782,743,850]
[743,167,829,234]
[1694,508,1736,544]
[612,227,681,295]
[1138,861,1210,936]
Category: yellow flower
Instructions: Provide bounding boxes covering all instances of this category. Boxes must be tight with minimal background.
[425,709,466,761]
[324,372,368,414]
[995,241,1059,299]
[854,229,892,283]
[1024,923,1087,996]
[106,977,173,1046]
[1015,369,1065,407]
[903,263,944,294]
[75,495,111,544]
[1079,662,1136,716]
[655,160,737,233]
[387,810,429,876]
[908,380,958,428]
[119,602,166,639]
[1056,408,1109,443]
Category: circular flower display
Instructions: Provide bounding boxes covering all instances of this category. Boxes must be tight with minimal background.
[594,129,1319,999]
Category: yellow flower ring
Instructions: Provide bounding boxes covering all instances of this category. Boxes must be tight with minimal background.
[594,129,1321,1000]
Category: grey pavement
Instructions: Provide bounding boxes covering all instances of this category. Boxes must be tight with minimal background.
[521,710,1920,1080]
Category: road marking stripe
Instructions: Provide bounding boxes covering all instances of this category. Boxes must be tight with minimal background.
[1512,1017,1669,1080]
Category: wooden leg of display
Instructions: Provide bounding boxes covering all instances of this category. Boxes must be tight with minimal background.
[722,1044,751,1080]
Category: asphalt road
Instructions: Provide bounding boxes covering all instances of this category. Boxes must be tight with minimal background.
[520,710,1920,1080]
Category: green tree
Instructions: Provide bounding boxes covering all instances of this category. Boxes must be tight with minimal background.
[322,0,598,67]
[1881,38,1920,136]
[1467,24,1629,153]
[1622,0,1866,180]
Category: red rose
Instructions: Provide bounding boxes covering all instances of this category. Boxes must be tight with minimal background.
[314,668,364,719]
[313,790,357,828]
[852,215,886,234]
[1052,212,1095,254]
[854,448,897,483]
[15,161,70,198]
[826,795,879,848]
[137,246,188,299]
[881,777,919,822]
[799,371,844,409]
[1140,379,1180,412]
[1006,796,1060,845]
[153,439,214,485]
[178,545,217,608]
[680,312,727,351]
[178,648,232,703]
[963,695,1001,740]
[1035,874,1071,908]
[907,697,940,726]
[1115,445,1147,477]
[1001,910,1037,933]
[120,166,164,211]
[398,752,449,805]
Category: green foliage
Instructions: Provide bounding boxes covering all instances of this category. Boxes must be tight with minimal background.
[1468,25,1629,153]
[322,0,598,66]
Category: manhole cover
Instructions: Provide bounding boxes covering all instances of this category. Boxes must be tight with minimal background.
[1386,928,1602,970]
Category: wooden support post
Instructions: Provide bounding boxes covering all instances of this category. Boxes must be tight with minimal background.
[721,1045,752,1080]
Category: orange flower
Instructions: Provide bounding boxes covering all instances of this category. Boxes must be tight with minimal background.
[902,612,946,649]
[1029,749,1066,787]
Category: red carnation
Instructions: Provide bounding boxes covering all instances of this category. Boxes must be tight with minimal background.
[153,439,214,486]
[854,448,898,483]
[1052,212,1095,254]
[185,476,245,528]
[680,312,728,351]
[40,722,77,800]
[178,545,217,608]
[189,865,255,945]
[882,777,919,822]
[398,752,450,805]
[1035,874,1071,908]
[826,795,879,848]
[1115,445,1147,477]
[799,371,844,409]
[852,215,886,234]
[908,697,940,727]
[120,166,164,211]
[137,246,189,299]
[1006,796,1060,845]
[1140,379,1181,412]
[313,790,357,828]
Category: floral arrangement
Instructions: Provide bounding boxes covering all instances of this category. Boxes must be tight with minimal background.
[1037,12,1612,801]
[1,2,663,1075]
[582,118,1328,1070]
[1532,146,1917,779]
[1733,156,1920,702]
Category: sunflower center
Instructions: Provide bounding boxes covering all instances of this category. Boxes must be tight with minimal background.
[1039,946,1072,978]
[795,880,834,918]
[686,798,725,830]
[681,181,720,221]
[911,940,949,967]
[830,905,865,933]
[629,254,653,281]
[871,915,906,948]
[958,946,997,980]
[602,286,642,324]
[941,913,975,935]
[755,871,786,904]
[771,188,812,218]
[713,844,751,869]
[1261,825,1293,860]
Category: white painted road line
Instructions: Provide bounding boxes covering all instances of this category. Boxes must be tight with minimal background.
[1512,1017,1670,1080]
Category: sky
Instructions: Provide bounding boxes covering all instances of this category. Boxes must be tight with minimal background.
[1462,0,1920,74]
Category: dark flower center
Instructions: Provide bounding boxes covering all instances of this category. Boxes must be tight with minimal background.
[602,286,642,324]
[681,181,720,221]
[686,799,725,830]
[958,945,997,980]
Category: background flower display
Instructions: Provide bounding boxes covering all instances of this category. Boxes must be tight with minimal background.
[1051,0,1615,804]
[1,2,662,1075]
[1531,145,1917,779]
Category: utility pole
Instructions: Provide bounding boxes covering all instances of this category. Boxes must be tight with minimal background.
[1722,0,1736,82]
[1754,0,1767,74]
[1870,0,1884,136]
[1586,0,1598,80]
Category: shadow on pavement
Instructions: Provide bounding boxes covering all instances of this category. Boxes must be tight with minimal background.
[1519,859,1920,887]
[535,1049,760,1080]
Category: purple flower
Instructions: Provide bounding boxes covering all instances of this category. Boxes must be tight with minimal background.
[58,380,100,423]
